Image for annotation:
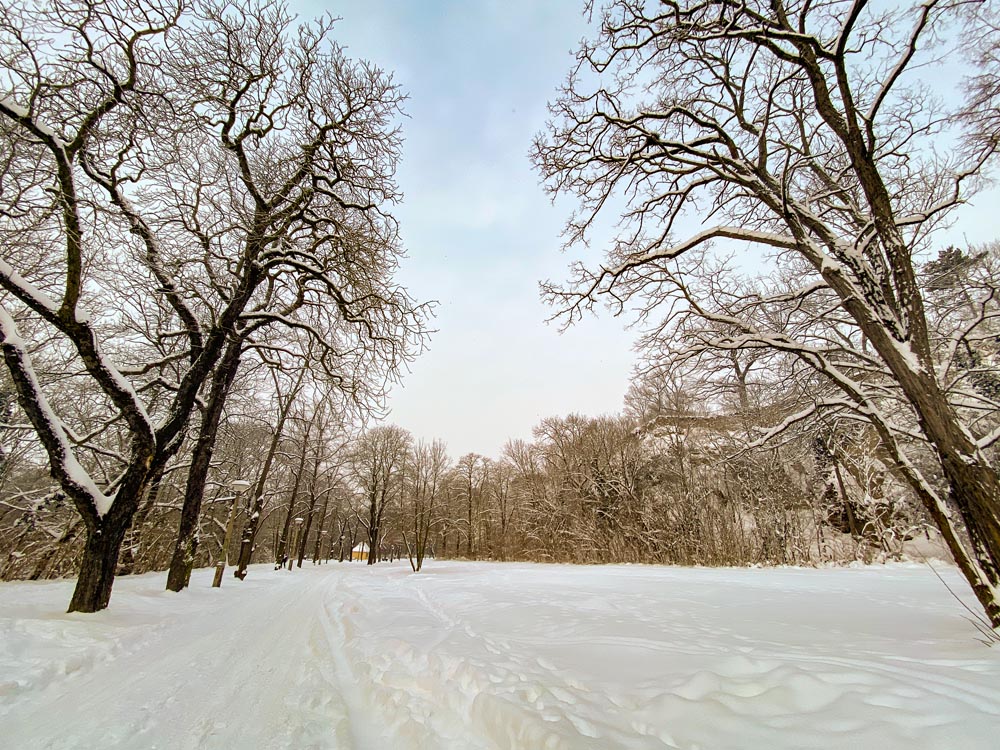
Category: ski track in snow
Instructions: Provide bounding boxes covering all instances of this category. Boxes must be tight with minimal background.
[1,561,1000,749]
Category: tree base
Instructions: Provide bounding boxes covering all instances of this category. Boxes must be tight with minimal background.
[68,525,128,613]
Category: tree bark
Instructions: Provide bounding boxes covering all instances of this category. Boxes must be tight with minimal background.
[313,499,333,564]
[296,417,326,568]
[166,337,242,591]
[68,520,131,613]
[297,491,319,568]
[234,369,303,580]
[118,475,163,577]
[366,488,382,566]
[861,333,1000,616]
[274,421,312,569]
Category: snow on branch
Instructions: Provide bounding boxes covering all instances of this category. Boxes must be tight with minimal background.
[0,307,112,518]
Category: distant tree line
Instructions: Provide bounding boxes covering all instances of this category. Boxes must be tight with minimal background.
[0,249,993,615]
[9,240,986,584]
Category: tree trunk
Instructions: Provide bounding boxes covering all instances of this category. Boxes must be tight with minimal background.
[312,496,332,565]
[275,428,310,569]
[336,517,348,562]
[234,509,259,579]
[233,368,303,580]
[119,474,163,576]
[808,231,1000,621]
[297,493,318,568]
[366,488,380,565]
[68,521,131,613]
[367,522,379,565]
[166,337,242,592]
[274,493,298,569]
[466,490,473,557]
[888,355,1000,618]
[296,424,325,568]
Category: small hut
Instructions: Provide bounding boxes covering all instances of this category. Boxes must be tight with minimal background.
[351,542,370,562]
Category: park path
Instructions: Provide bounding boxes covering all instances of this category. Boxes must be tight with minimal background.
[3,561,1000,749]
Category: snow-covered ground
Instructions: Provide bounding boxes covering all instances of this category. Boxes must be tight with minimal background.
[1,561,999,749]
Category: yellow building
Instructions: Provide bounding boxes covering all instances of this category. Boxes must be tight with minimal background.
[351,542,370,561]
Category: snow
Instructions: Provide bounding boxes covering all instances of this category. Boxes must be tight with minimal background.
[607,226,799,279]
[1,562,999,749]
[0,257,61,314]
[0,307,114,516]
[0,96,66,148]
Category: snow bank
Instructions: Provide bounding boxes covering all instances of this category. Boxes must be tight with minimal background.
[1,562,998,748]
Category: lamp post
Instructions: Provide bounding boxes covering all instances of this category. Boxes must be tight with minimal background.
[318,529,328,565]
[213,478,252,587]
[287,517,304,570]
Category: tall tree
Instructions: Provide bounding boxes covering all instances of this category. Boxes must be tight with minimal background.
[233,367,303,579]
[453,453,488,557]
[402,438,450,571]
[0,0,427,611]
[295,406,346,568]
[273,400,318,571]
[535,0,1000,624]
[350,424,410,565]
[165,334,243,591]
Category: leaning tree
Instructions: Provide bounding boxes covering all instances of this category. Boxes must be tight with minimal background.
[0,0,426,611]
[534,0,1000,623]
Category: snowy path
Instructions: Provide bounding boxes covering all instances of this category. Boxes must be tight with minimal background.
[1,566,363,749]
[2,562,999,749]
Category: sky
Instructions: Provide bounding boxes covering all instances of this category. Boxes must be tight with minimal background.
[298,0,1000,460]
[290,0,637,459]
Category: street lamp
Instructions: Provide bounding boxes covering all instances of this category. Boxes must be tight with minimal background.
[213,478,252,587]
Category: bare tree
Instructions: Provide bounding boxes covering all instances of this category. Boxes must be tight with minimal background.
[534,0,1000,624]
[485,458,517,560]
[0,0,202,612]
[272,398,317,571]
[165,334,243,591]
[350,424,410,565]
[402,438,450,571]
[0,0,427,611]
[233,366,304,579]
[453,453,489,557]
[295,408,348,569]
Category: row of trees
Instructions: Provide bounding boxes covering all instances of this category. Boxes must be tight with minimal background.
[0,0,428,611]
[2,389,928,591]
[0,240,984,605]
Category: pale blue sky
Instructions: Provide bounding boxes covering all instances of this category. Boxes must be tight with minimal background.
[301,1,1000,459]
[294,0,636,458]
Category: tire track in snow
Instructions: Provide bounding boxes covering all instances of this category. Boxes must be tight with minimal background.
[3,568,354,749]
[402,575,671,749]
[6,562,999,750]
[311,573,391,750]
[329,571,504,750]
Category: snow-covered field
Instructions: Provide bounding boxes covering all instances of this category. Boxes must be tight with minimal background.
[1,561,998,749]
